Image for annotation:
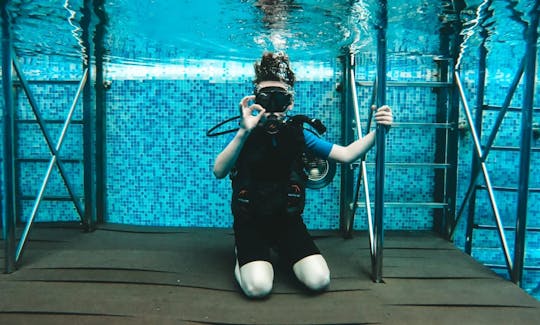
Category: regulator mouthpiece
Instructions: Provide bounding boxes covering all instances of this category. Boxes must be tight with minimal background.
[263,114,285,135]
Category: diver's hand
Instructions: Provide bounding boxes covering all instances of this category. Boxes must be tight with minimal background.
[373,105,393,129]
[239,95,266,132]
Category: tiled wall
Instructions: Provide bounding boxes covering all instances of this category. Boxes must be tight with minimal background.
[104,62,344,228]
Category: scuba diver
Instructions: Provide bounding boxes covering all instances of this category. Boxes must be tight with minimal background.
[213,51,393,298]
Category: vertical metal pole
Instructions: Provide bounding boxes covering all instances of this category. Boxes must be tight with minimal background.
[81,0,95,231]
[339,54,356,237]
[512,2,539,286]
[1,0,16,273]
[443,0,464,240]
[465,35,487,255]
[433,17,452,237]
[372,0,387,283]
[94,0,107,224]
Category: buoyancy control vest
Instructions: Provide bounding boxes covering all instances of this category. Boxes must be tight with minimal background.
[230,121,307,218]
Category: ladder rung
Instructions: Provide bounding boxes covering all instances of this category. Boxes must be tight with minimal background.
[20,195,82,202]
[361,162,451,169]
[476,185,540,193]
[392,122,452,128]
[17,158,83,163]
[474,224,540,232]
[355,202,448,209]
[14,79,81,85]
[16,119,84,124]
[489,146,540,152]
[356,81,452,88]
[484,263,540,271]
[483,104,540,112]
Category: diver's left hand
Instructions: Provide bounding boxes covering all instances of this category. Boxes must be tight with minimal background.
[373,105,393,127]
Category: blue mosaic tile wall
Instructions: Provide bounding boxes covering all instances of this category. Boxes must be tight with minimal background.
[104,74,344,228]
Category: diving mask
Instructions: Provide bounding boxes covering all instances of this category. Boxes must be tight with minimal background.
[255,87,293,113]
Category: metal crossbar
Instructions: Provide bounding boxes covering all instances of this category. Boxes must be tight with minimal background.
[347,57,385,283]
[14,68,89,263]
[1,46,89,269]
[450,58,524,240]
[453,71,514,275]
[11,57,86,223]
[348,63,375,258]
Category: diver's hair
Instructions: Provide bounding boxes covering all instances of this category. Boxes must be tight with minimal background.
[254,51,296,88]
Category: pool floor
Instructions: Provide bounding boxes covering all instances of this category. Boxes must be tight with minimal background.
[1,225,539,324]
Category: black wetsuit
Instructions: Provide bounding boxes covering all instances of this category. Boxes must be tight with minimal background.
[231,123,320,266]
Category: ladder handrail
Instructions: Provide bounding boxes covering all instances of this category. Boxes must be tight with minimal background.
[372,0,388,284]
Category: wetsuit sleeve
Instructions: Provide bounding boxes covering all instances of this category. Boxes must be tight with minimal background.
[303,129,334,159]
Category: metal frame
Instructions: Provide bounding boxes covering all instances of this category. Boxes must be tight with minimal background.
[453,72,513,273]
[2,54,88,271]
[15,68,88,263]
[1,0,102,272]
[449,1,539,285]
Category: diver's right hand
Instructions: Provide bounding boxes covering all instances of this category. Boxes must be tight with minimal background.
[238,95,266,132]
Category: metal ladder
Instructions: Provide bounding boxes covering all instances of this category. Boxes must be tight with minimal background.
[338,0,460,283]
[448,3,540,286]
[3,54,89,272]
[2,6,91,274]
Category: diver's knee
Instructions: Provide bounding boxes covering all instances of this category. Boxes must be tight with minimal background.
[293,254,330,291]
[303,268,330,291]
[243,274,273,298]
[238,261,274,298]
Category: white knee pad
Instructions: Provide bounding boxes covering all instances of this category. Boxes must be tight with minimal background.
[235,260,274,298]
[293,254,330,291]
